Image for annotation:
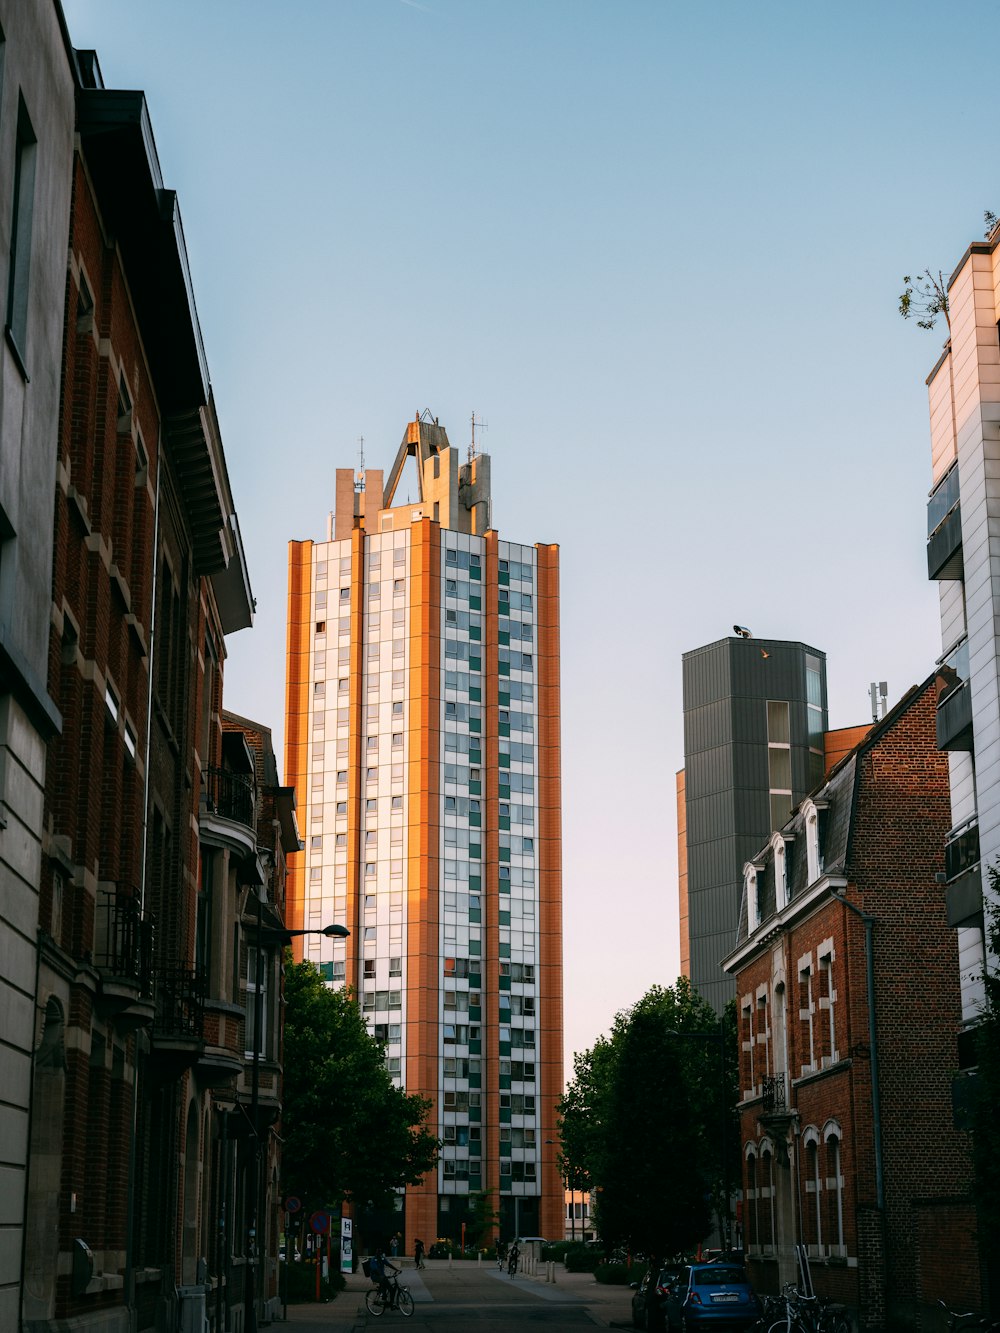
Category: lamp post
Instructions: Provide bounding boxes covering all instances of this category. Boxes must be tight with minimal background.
[246,915,350,1333]
[668,1022,731,1252]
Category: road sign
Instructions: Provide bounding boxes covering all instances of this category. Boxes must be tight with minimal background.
[285,1196,302,1214]
[310,1211,330,1235]
[340,1216,353,1276]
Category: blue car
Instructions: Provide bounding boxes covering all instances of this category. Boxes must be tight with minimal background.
[663,1262,761,1332]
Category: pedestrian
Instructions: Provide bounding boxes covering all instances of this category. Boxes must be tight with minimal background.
[414,1238,425,1269]
[390,1235,398,1258]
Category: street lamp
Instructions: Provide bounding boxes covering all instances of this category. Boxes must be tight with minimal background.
[667,1022,731,1252]
[246,911,350,1333]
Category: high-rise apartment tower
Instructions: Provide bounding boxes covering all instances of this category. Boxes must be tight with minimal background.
[679,636,829,1012]
[924,223,1000,1055]
[284,414,562,1244]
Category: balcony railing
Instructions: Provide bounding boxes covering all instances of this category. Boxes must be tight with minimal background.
[94,889,154,991]
[152,965,206,1042]
[203,766,256,830]
[927,468,962,579]
[945,818,980,882]
[761,1072,787,1115]
[936,639,974,751]
[928,465,960,535]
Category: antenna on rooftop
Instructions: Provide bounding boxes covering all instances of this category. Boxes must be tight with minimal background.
[869,680,888,723]
[469,411,488,463]
[355,435,366,492]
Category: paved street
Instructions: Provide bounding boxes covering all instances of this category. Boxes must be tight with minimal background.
[277,1259,634,1332]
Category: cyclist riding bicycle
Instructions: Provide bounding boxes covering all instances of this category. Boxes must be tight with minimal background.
[507,1241,520,1276]
[496,1238,507,1270]
[369,1248,400,1307]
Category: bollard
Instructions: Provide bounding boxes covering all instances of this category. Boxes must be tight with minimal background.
[477,1251,481,1267]
[448,1252,453,1271]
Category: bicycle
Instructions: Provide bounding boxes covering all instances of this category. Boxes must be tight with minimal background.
[365,1271,414,1318]
[763,1284,850,1333]
[507,1250,519,1277]
[938,1299,1000,1333]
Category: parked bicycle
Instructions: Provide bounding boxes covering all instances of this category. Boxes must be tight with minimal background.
[762,1282,850,1333]
[363,1265,414,1317]
[938,1299,1000,1333]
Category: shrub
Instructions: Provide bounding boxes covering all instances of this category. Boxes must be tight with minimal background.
[564,1248,602,1273]
[594,1262,633,1285]
[280,1261,346,1303]
[542,1241,587,1262]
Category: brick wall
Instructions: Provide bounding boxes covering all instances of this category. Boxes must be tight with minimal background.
[732,682,978,1327]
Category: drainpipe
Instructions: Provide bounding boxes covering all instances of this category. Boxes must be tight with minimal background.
[124,428,162,1316]
[830,891,884,1211]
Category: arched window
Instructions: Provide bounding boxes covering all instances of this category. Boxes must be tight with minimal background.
[803,1126,822,1254]
[759,1140,776,1254]
[744,863,761,932]
[745,1144,759,1255]
[823,1122,845,1256]
[771,833,789,910]
[802,799,822,885]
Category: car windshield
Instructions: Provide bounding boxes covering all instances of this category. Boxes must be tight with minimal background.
[694,1268,746,1286]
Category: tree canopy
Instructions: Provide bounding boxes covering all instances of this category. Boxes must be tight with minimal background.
[558,979,738,1261]
[972,870,1000,1233]
[281,960,438,1210]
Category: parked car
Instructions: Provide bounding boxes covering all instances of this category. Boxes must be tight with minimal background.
[663,1263,760,1332]
[631,1264,687,1330]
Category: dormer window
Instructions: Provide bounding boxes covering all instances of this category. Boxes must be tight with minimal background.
[744,863,762,931]
[771,832,789,910]
[802,798,825,884]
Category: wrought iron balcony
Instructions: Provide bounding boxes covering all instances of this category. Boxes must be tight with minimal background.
[203,766,256,830]
[152,965,206,1042]
[94,888,155,990]
[761,1072,788,1115]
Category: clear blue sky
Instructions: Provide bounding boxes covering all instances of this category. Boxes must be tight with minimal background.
[63,0,995,1072]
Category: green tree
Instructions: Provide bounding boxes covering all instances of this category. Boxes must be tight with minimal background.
[899,212,999,334]
[972,871,1000,1234]
[898,269,950,332]
[558,979,736,1265]
[466,1190,500,1247]
[281,960,438,1211]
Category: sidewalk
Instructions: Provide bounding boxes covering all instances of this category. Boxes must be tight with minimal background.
[269,1257,636,1329]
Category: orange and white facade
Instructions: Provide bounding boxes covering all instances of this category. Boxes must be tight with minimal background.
[284,414,563,1245]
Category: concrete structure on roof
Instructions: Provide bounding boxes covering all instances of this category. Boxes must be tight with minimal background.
[722,678,979,1329]
[284,413,563,1248]
[678,636,829,1013]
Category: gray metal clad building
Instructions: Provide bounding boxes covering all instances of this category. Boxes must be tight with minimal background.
[681,636,828,1013]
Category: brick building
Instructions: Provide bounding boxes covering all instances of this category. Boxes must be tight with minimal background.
[0,2,74,1323]
[222,710,302,1320]
[722,678,979,1330]
[15,21,293,1333]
